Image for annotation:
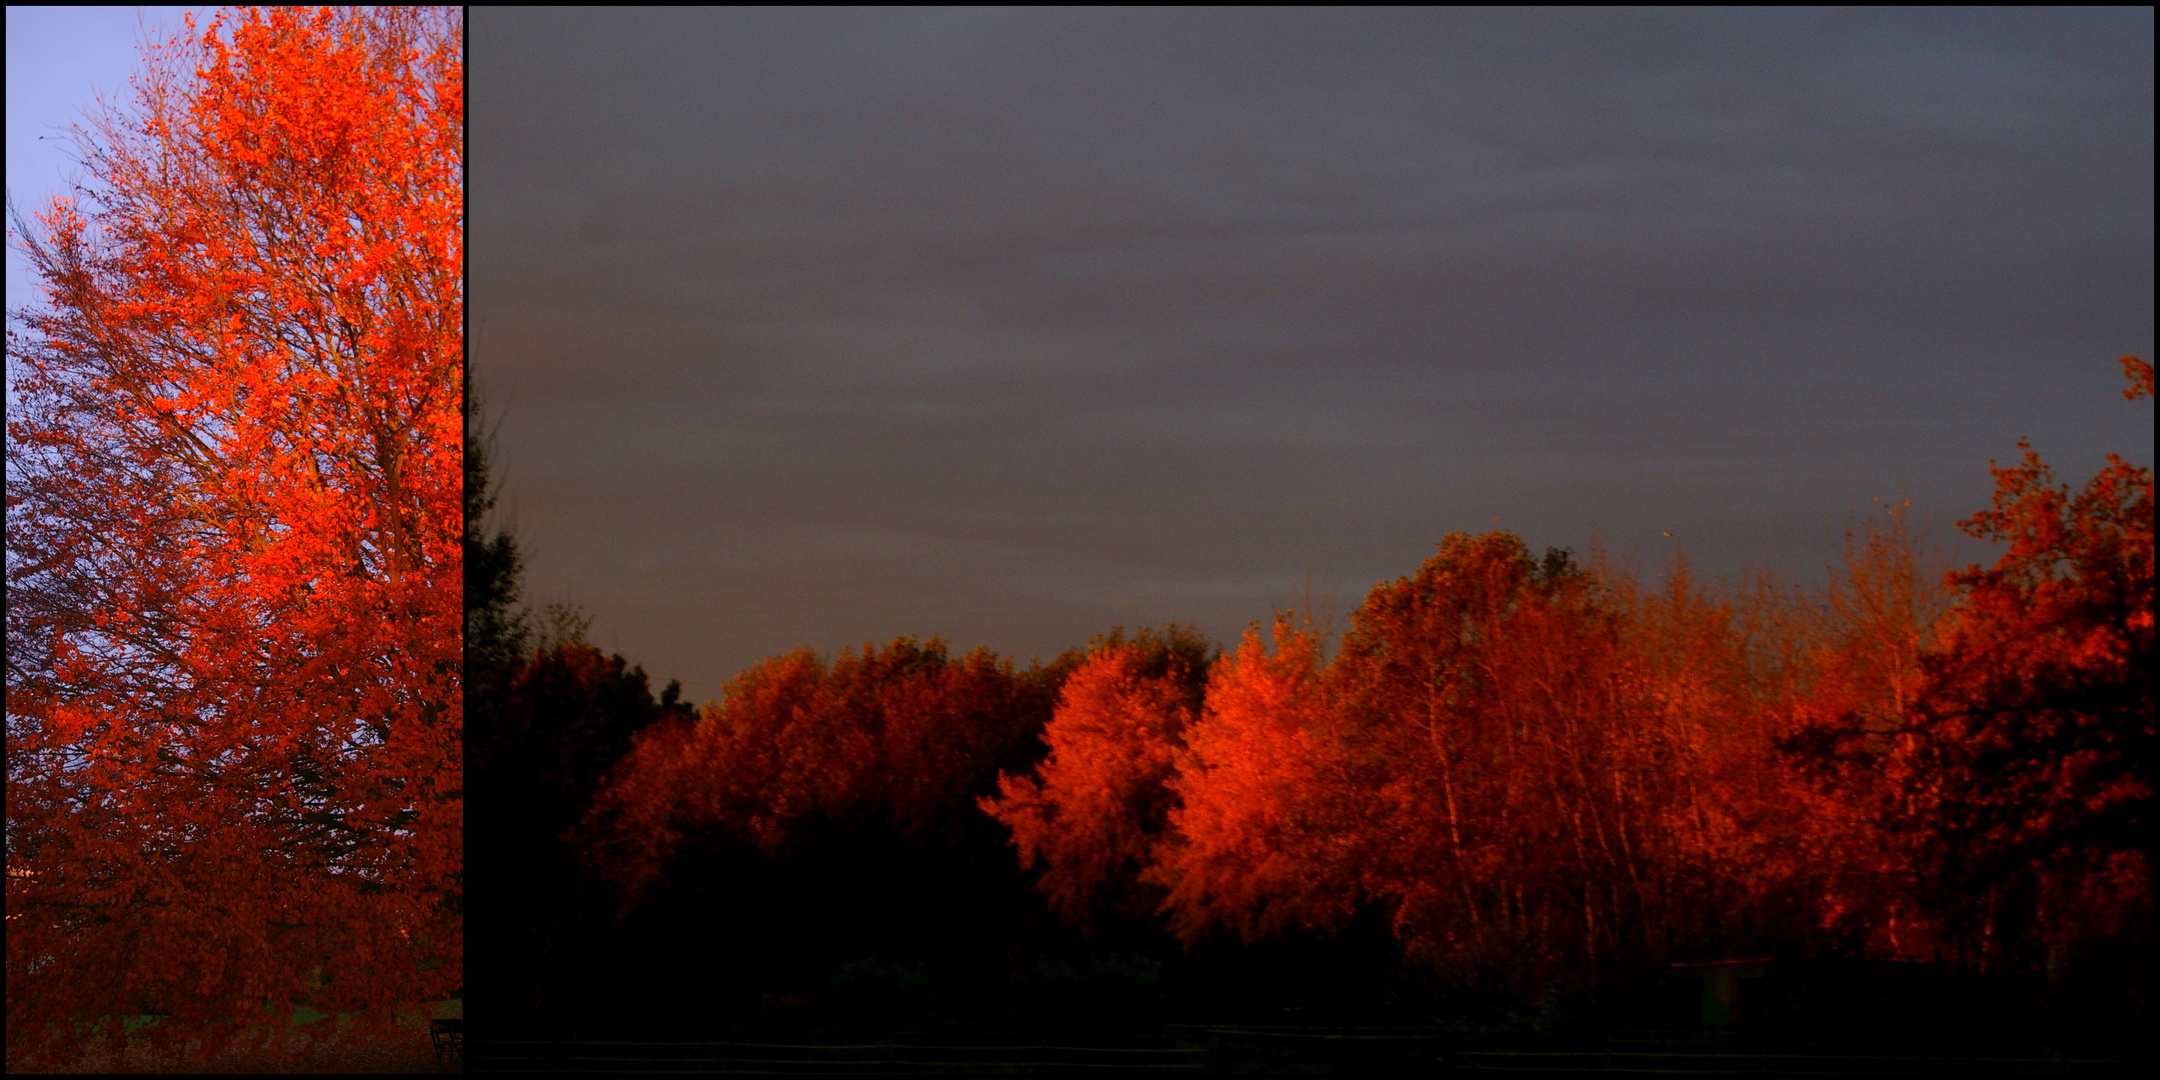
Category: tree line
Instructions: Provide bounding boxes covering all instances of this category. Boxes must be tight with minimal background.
[469,360,2149,1043]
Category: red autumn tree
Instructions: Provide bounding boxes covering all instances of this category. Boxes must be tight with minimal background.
[570,637,1069,1019]
[1330,534,1559,969]
[1150,534,1820,994]
[583,638,1051,916]
[1775,501,1954,961]
[1895,357,2153,973]
[1590,555,1819,968]
[981,626,1213,932]
[1148,618,1360,945]
[6,7,463,1067]
[1325,533,1713,985]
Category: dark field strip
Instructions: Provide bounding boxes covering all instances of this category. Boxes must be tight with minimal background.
[466,1039,1204,1075]
[1452,1049,2150,1076]
[16,1002,464,1074]
[464,1034,2150,1077]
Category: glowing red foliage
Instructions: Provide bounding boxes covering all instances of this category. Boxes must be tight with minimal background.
[1890,357,2153,968]
[584,639,1043,915]
[6,8,462,1066]
[1147,619,1353,945]
[981,631,1205,930]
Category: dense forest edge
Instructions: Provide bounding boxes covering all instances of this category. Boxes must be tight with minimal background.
[467,357,2151,1057]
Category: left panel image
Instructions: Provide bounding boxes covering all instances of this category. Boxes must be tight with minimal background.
[7,7,464,1072]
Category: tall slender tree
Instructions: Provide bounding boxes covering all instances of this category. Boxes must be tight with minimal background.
[6,8,463,1066]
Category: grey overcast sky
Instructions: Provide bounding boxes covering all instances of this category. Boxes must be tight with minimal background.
[473,7,2153,705]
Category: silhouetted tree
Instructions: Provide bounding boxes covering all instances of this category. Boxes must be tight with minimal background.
[472,639,689,1024]
[463,370,526,676]
[463,372,691,1028]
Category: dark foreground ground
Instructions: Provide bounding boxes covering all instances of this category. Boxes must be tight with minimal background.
[462,1026,2148,1077]
[20,999,463,1074]
[462,961,2151,1077]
